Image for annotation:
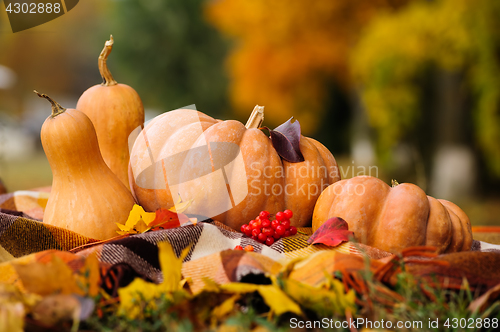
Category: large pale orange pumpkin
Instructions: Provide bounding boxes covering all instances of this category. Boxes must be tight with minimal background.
[77,36,144,190]
[312,176,473,253]
[37,91,135,240]
[129,106,340,230]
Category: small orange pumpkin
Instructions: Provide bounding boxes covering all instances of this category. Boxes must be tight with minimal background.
[37,91,135,240]
[312,176,472,253]
[77,36,144,190]
[129,106,340,230]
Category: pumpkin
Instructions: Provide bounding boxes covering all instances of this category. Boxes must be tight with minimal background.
[129,106,340,230]
[76,35,144,190]
[36,91,135,240]
[312,176,473,253]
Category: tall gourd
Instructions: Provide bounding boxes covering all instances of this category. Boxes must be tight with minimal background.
[36,91,135,240]
[77,35,144,190]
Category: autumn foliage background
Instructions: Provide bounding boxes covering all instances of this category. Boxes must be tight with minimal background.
[1,0,500,224]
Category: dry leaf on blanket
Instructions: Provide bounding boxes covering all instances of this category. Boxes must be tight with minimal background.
[307,217,354,247]
[116,203,194,235]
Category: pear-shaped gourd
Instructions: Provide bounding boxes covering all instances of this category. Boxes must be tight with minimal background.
[36,91,135,240]
[77,35,144,190]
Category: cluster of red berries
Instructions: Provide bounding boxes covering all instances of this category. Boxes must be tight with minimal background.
[240,210,297,246]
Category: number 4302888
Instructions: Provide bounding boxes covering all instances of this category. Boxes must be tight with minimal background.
[6,2,62,14]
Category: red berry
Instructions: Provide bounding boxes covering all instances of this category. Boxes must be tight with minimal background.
[252,228,261,237]
[251,219,262,230]
[275,211,286,222]
[262,227,274,237]
[281,220,290,229]
[251,235,259,241]
[289,226,298,235]
[284,209,293,219]
[234,245,243,250]
[275,225,286,236]
[265,236,275,246]
[244,226,253,236]
[273,232,281,239]
[259,211,270,219]
[258,232,267,242]
[261,219,271,228]
[284,230,291,237]
[244,245,254,252]
[240,225,247,233]
[271,219,280,229]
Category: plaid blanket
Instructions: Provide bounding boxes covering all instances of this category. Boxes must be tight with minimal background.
[1,189,500,295]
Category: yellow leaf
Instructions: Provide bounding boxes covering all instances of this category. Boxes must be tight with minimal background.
[282,278,355,317]
[0,302,24,332]
[116,204,156,235]
[256,285,302,316]
[118,278,166,319]
[168,194,194,214]
[159,242,190,292]
[212,294,240,320]
[220,282,302,316]
[13,256,83,296]
[117,241,192,319]
[75,253,100,297]
[202,277,222,293]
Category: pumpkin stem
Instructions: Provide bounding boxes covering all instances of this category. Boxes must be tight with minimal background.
[98,35,118,87]
[391,179,399,187]
[245,105,265,129]
[34,90,66,117]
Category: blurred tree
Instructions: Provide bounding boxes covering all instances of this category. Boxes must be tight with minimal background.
[351,0,500,177]
[205,0,409,133]
[110,0,230,118]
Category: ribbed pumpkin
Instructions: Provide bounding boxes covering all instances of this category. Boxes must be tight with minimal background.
[312,176,473,253]
[37,91,135,240]
[129,106,340,230]
[76,36,144,190]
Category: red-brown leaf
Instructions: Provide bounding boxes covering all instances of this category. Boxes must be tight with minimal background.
[149,209,183,231]
[264,117,304,163]
[307,217,354,247]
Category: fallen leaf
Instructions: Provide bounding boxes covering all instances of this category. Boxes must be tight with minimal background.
[118,241,191,319]
[220,282,302,316]
[307,217,354,247]
[264,117,304,163]
[148,209,182,231]
[116,204,194,235]
[159,242,191,292]
[116,204,156,235]
[13,255,83,296]
[211,294,240,320]
[75,253,100,297]
[282,278,356,317]
[31,294,94,327]
[468,282,500,313]
[0,302,24,332]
